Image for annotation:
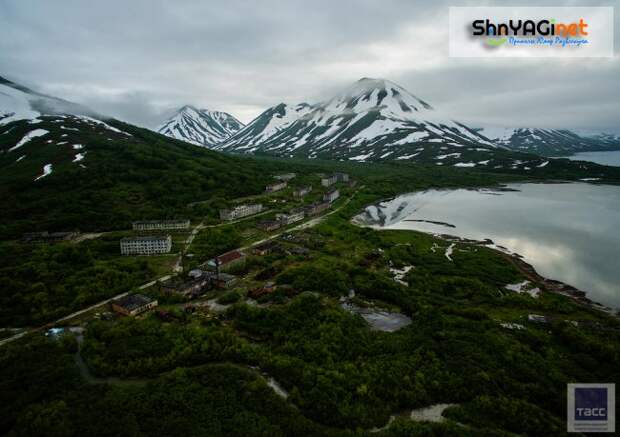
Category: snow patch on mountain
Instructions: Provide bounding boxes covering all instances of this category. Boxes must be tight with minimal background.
[34,163,53,181]
[9,129,49,152]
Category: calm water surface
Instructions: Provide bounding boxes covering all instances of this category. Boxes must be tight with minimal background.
[356,183,620,308]
[564,150,620,167]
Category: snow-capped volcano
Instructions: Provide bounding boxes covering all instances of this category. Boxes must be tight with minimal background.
[157,105,244,148]
[218,78,497,161]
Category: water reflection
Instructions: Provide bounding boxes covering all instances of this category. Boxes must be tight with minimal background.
[355,183,620,308]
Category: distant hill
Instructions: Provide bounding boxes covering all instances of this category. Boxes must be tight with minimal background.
[478,127,620,157]
[0,77,279,238]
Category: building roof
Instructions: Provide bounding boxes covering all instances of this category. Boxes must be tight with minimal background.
[214,250,245,265]
[113,294,155,311]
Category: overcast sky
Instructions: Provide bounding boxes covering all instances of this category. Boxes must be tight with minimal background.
[0,0,618,132]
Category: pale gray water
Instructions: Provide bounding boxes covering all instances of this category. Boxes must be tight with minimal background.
[565,150,620,167]
[356,183,620,308]
[341,302,412,332]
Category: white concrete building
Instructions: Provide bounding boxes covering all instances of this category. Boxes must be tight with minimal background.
[321,175,338,187]
[323,189,340,203]
[120,235,172,255]
[219,203,263,221]
[132,219,190,231]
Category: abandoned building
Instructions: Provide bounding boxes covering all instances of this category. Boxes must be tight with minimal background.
[111,294,158,316]
[323,189,340,203]
[265,181,287,193]
[219,203,263,221]
[257,219,281,232]
[120,235,172,255]
[320,174,337,187]
[321,172,349,187]
[276,208,305,225]
[159,275,211,298]
[204,249,246,272]
[293,185,312,197]
[335,172,349,182]
[132,219,190,231]
[304,201,330,216]
[203,271,238,289]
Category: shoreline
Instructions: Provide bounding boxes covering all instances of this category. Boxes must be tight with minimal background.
[351,228,618,319]
[352,184,619,316]
[438,234,617,317]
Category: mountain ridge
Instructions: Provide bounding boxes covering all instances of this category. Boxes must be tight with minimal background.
[217,77,620,161]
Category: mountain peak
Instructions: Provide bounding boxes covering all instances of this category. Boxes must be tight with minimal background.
[157,105,244,148]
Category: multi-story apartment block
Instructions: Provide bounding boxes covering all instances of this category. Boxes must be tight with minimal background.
[321,172,349,187]
[256,219,281,232]
[323,189,340,203]
[219,203,263,221]
[304,201,330,216]
[265,181,287,193]
[276,208,305,225]
[320,174,338,187]
[293,185,312,197]
[335,172,349,182]
[120,235,172,255]
[132,219,190,231]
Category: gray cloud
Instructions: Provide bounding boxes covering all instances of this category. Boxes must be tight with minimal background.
[0,0,618,132]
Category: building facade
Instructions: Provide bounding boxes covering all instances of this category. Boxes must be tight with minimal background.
[323,189,340,203]
[219,203,263,221]
[320,174,338,187]
[335,172,349,182]
[111,294,158,316]
[304,201,330,216]
[120,235,172,255]
[265,181,287,193]
[321,173,349,187]
[132,220,190,231]
[257,219,281,232]
[293,185,312,197]
[276,208,305,225]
